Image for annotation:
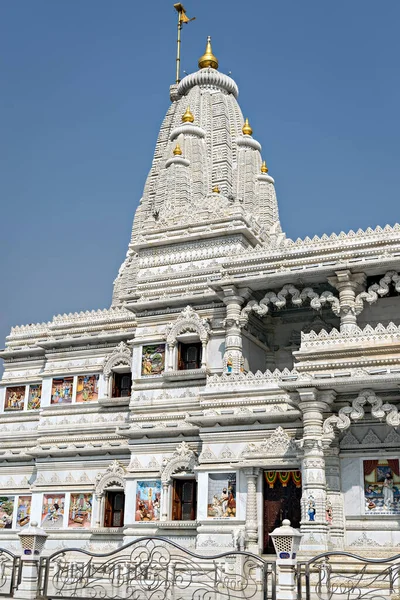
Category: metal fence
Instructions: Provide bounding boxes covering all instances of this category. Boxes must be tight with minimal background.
[38,536,276,600]
[0,548,20,597]
[297,551,400,600]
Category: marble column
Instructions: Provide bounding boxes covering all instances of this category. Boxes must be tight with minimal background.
[161,481,169,521]
[325,444,345,549]
[95,493,104,527]
[328,270,366,333]
[222,286,250,374]
[244,467,260,552]
[298,389,335,551]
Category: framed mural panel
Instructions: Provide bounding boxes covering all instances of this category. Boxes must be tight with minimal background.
[135,481,161,521]
[207,473,236,518]
[51,377,74,404]
[41,494,65,528]
[28,384,42,410]
[16,496,31,528]
[364,459,400,515]
[76,375,99,403]
[141,344,165,376]
[0,496,15,528]
[4,386,25,411]
[68,493,93,528]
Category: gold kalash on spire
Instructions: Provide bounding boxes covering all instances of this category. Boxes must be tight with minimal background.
[173,3,196,84]
[198,36,218,69]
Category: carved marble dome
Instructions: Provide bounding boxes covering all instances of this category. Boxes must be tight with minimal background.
[112,39,281,306]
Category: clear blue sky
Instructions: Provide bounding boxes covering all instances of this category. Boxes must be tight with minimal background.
[1,0,399,351]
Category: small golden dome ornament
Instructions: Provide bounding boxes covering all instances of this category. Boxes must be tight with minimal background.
[242,118,253,136]
[212,185,220,193]
[198,36,219,70]
[173,143,182,156]
[261,160,268,173]
[182,106,194,123]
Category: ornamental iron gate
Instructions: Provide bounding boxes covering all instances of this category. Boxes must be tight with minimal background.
[297,551,400,600]
[0,548,20,597]
[37,536,276,600]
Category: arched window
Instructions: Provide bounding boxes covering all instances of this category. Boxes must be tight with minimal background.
[165,306,210,372]
[103,342,132,398]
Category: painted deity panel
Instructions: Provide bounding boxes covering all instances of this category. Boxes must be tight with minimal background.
[41,494,65,528]
[4,386,25,411]
[141,344,165,376]
[364,459,400,515]
[68,493,93,528]
[76,375,99,403]
[135,481,161,521]
[207,473,236,518]
[51,377,74,404]
[28,384,42,410]
[0,496,15,529]
[17,496,31,528]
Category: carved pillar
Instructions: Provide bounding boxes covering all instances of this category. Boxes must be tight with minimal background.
[324,444,345,549]
[244,467,260,552]
[223,286,250,374]
[328,270,366,333]
[103,376,110,399]
[167,343,175,371]
[161,481,170,521]
[298,389,335,551]
[201,341,207,368]
[95,493,104,527]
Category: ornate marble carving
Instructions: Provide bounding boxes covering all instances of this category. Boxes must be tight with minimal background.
[95,460,126,494]
[165,306,210,345]
[241,427,297,458]
[103,342,132,377]
[161,442,197,483]
[323,389,400,440]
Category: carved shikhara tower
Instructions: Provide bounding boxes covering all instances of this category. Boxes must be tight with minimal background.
[1,38,400,556]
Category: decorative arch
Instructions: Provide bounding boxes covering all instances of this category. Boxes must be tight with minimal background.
[161,441,198,483]
[95,460,126,495]
[322,389,400,444]
[103,342,132,378]
[165,306,210,346]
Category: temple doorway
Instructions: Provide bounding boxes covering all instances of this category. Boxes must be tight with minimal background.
[263,470,302,554]
[104,490,125,527]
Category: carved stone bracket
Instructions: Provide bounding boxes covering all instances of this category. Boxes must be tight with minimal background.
[355,270,400,314]
[323,389,400,442]
[240,284,339,325]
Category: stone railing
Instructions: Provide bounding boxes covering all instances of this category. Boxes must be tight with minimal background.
[206,368,298,387]
[300,322,400,350]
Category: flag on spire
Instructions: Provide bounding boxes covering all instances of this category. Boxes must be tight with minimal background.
[173,3,196,84]
[174,3,196,24]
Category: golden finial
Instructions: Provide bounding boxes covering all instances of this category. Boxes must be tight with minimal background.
[242,118,253,136]
[173,142,182,156]
[261,160,268,173]
[182,106,194,123]
[198,36,218,70]
[212,185,220,193]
